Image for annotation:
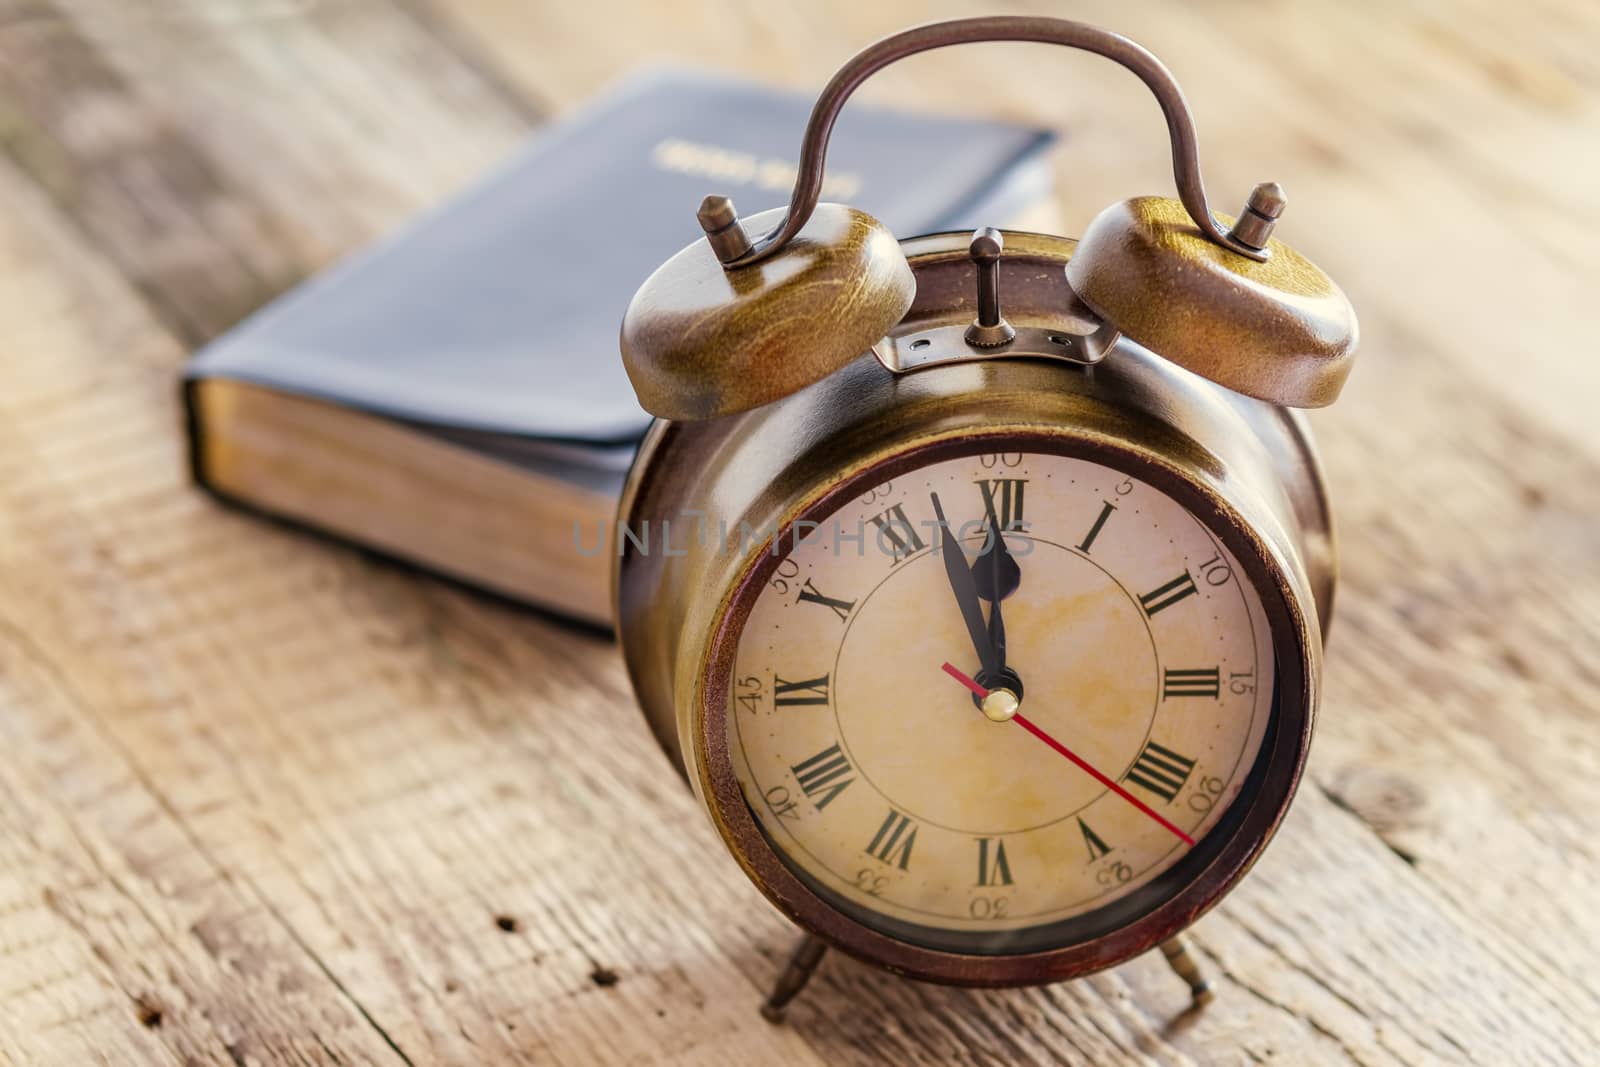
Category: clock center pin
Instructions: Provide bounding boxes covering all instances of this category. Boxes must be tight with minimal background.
[981,687,1020,723]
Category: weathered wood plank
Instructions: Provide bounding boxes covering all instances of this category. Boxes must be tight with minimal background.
[0,0,535,346]
[0,148,829,1064]
[1,138,1592,1061]
[0,158,409,1067]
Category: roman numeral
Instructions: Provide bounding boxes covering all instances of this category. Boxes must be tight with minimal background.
[1140,571,1199,616]
[864,809,918,870]
[773,674,829,706]
[1163,667,1220,699]
[868,504,927,563]
[977,478,1027,531]
[790,744,854,810]
[1123,741,1196,804]
[1078,817,1112,863]
[975,837,1014,886]
[1077,500,1116,554]
[796,578,854,622]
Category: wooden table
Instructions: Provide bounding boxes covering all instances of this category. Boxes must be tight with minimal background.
[1,1,1595,1063]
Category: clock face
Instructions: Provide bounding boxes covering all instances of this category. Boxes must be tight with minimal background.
[723,449,1277,953]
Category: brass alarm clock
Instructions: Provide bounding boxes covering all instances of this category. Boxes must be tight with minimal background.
[614,16,1357,1017]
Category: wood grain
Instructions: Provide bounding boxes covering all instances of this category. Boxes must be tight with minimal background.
[0,0,534,346]
[0,0,1595,1063]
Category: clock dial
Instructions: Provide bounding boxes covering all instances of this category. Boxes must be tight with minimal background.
[725,450,1276,949]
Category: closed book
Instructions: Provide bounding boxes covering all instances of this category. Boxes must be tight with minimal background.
[185,68,1058,626]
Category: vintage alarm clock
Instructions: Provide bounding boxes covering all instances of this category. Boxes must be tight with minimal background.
[614,16,1357,1018]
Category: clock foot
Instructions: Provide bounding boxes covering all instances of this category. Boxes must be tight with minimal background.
[760,934,828,1023]
[1159,935,1215,1008]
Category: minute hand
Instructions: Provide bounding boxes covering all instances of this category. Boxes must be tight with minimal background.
[981,525,1009,672]
[929,492,997,679]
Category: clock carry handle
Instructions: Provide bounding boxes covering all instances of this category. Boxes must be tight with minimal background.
[707,14,1275,268]
[623,15,1357,421]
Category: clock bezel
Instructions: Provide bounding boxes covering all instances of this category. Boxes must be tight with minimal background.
[693,427,1317,986]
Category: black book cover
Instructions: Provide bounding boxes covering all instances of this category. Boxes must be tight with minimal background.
[185,68,1058,623]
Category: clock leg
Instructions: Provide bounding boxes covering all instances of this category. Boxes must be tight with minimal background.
[1159,935,1216,1008]
[760,934,829,1023]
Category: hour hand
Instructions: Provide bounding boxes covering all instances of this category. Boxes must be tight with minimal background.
[972,517,1021,603]
[929,492,997,678]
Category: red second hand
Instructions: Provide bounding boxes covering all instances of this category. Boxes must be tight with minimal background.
[941,662,1196,847]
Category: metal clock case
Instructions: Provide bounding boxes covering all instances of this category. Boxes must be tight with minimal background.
[618,227,1331,980]
[612,15,1358,1016]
